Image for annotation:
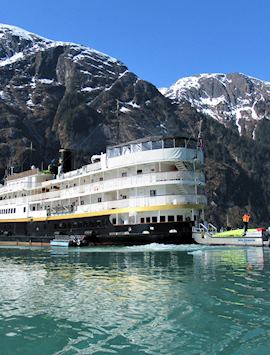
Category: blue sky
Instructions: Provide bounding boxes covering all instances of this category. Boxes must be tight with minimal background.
[1,0,270,87]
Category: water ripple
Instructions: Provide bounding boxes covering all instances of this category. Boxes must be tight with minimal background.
[0,246,270,354]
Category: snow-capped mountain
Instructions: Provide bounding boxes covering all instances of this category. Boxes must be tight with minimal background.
[0,24,269,227]
[0,24,175,169]
[162,73,270,137]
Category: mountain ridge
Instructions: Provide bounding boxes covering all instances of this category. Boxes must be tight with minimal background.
[0,24,269,227]
[163,72,270,139]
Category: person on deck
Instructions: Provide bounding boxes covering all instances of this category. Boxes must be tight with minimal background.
[242,213,250,236]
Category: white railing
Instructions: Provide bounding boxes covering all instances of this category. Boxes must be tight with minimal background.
[0,170,206,205]
[76,194,207,214]
[59,171,205,199]
[194,222,217,234]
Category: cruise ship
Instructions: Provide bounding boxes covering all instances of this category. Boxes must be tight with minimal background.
[0,136,206,246]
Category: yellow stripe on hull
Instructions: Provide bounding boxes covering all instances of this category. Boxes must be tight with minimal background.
[0,203,205,223]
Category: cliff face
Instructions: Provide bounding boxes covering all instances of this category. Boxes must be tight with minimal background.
[163,74,270,227]
[163,73,270,140]
[0,25,269,227]
[0,24,179,173]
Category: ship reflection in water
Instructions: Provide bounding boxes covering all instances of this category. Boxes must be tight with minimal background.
[0,245,269,354]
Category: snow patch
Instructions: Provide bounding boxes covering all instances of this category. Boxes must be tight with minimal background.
[120,107,131,113]
[37,79,54,84]
[127,101,140,109]
[0,52,24,66]
[158,87,167,95]
[81,86,103,92]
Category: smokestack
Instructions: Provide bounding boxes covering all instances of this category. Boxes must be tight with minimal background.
[59,149,72,174]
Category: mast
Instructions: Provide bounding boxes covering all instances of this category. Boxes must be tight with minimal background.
[116,99,120,144]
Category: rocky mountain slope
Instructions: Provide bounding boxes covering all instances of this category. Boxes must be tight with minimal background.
[0,24,269,227]
[163,73,270,140]
[0,24,179,173]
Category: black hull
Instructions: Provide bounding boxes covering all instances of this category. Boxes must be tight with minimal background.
[0,215,194,246]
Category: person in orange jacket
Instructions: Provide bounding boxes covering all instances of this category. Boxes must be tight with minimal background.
[242,213,250,236]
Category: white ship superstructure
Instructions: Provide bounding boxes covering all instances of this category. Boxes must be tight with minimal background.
[0,136,207,246]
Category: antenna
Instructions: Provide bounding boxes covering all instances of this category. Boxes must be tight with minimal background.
[116,99,120,144]
[30,141,33,169]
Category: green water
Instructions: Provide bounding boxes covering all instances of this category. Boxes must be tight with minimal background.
[0,244,270,354]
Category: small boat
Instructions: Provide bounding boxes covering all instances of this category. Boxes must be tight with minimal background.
[50,234,89,247]
[192,223,270,247]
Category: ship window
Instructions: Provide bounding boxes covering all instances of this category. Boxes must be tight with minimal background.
[122,195,127,199]
[175,138,186,147]
[99,177,103,181]
[140,217,145,223]
[137,169,142,175]
[81,201,84,205]
[112,218,116,224]
[14,208,16,213]
[152,216,157,223]
[8,209,10,213]
[122,145,131,155]
[98,197,102,203]
[142,141,152,151]
[33,206,36,211]
[150,190,156,197]
[23,207,26,213]
[122,172,127,177]
[160,216,165,222]
[131,143,142,153]
[146,217,151,223]
[163,138,174,148]
[177,215,183,222]
[168,215,175,222]
[107,147,121,158]
[152,140,162,149]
